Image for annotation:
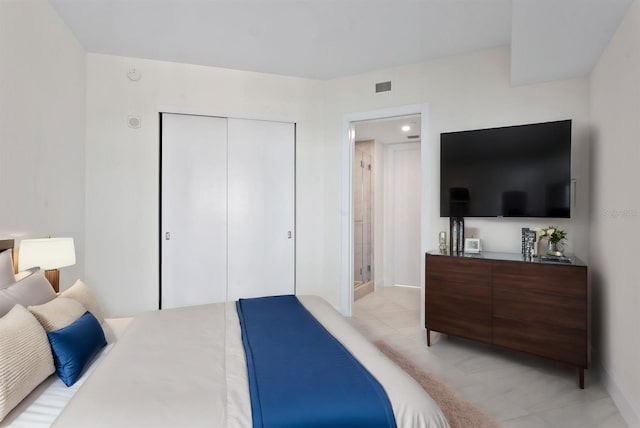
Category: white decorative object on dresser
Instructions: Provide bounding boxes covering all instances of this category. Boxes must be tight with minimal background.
[463,238,481,253]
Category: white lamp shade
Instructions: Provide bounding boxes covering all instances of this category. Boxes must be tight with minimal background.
[18,238,76,271]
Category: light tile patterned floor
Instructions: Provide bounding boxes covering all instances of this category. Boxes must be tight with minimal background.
[348,286,627,428]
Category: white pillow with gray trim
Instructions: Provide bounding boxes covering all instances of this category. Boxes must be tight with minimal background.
[0,305,55,422]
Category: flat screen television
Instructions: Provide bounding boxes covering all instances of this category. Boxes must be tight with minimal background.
[440,119,571,218]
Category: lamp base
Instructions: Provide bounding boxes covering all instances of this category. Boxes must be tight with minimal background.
[44,269,60,293]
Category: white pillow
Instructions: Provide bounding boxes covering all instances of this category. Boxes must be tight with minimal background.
[28,297,87,332]
[60,280,105,323]
[0,250,15,290]
[0,305,55,422]
[14,267,41,282]
[0,272,57,318]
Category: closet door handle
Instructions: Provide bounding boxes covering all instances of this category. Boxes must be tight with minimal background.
[287,231,292,239]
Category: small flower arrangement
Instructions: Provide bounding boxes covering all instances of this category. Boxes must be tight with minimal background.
[537,226,567,244]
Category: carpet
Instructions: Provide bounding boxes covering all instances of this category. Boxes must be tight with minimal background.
[374,340,502,428]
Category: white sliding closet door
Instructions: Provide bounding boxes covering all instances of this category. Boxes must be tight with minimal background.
[161,114,228,309]
[161,114,295,308]
[227,118,295,300]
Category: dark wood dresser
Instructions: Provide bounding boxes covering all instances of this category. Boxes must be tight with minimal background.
[425,251,588,388]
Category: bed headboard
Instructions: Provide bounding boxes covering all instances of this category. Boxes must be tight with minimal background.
[0,239,17,273]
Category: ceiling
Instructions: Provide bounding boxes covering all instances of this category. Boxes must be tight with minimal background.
[354,115,421,145]
[49,0,632,84]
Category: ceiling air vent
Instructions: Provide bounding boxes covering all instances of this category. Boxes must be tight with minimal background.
[375,81,391,93]
[407,135,420,139]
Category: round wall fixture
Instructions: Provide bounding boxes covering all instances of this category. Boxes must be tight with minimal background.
[127,68,141,81]
[128,115,141,128]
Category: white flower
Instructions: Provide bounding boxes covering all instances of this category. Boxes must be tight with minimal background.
[547,229,555,236]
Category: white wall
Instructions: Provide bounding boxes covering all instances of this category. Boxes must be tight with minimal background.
[589,0,640,424]
[0,0,85,286]
[85,54,325,316]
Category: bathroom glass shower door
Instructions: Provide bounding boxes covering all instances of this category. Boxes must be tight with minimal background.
[354,148,372,287]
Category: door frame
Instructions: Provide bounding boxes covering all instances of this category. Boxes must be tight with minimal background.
[340,104,430,320]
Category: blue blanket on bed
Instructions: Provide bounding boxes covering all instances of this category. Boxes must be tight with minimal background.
[236,295,396,428]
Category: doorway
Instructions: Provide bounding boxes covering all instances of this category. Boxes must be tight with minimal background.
[352,114,422,302]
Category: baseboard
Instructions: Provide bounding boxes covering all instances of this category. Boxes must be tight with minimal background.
[597,358,640,427]
[354,281,374,300]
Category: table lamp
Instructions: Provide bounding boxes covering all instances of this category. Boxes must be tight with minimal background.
[18,237,76,292]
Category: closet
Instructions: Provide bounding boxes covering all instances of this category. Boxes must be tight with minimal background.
[160,113,295,309]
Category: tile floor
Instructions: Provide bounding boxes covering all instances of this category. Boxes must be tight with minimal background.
[347,286,627,428]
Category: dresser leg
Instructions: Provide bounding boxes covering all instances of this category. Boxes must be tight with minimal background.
[426,329,431,347]
[579,368,584,389]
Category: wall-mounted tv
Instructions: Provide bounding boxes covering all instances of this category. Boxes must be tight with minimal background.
[440,119,571,218]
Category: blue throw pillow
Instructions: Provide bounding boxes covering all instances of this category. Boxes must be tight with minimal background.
[47,311,107,387]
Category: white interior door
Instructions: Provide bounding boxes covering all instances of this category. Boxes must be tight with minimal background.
[161,114,228,309]
[384,142,421,287]
[227,118,295,300]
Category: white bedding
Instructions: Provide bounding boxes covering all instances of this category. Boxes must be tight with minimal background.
[12,297,449,427]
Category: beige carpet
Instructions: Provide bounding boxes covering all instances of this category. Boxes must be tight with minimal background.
[374,340,502,428]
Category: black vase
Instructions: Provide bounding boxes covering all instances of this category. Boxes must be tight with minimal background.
[449,217,465,254]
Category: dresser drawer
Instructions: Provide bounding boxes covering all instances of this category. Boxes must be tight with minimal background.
[493,318,587,367]
[492,261,586,299]
[428,313,492,344]
[426,255,492,285]
[494,287,586,330]
[426,279,492,343]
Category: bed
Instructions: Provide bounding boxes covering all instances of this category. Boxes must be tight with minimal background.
[0,240,449,427]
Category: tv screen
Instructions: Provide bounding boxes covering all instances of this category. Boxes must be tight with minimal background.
[440,120,571,218]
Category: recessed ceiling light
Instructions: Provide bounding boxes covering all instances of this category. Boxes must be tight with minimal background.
[402,125,411,132]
